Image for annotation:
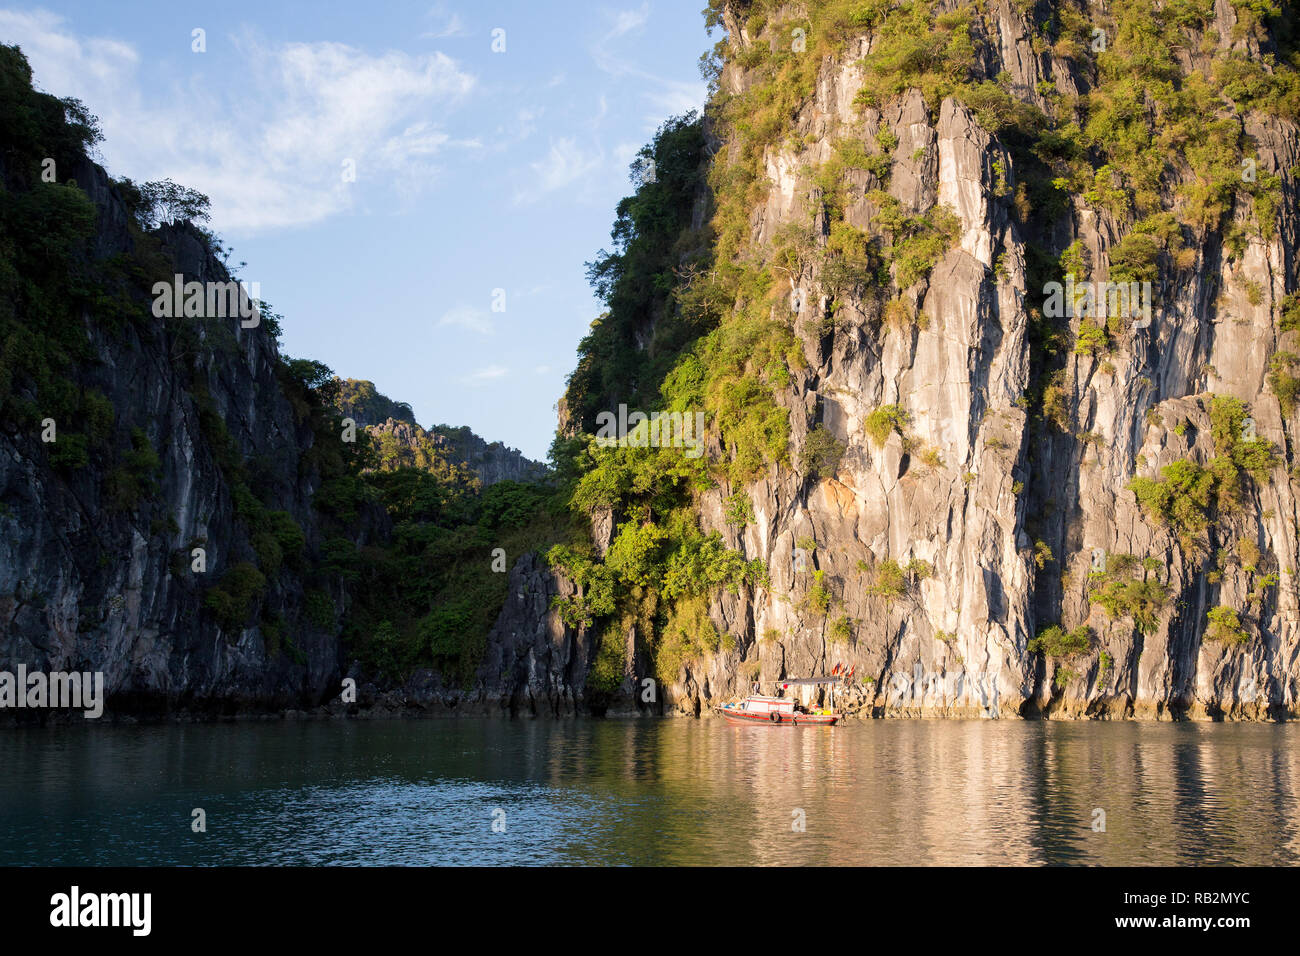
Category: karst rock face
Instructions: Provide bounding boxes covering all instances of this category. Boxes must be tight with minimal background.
[684,1,1299,719]
[0,160,346,714]
[485,0,1300,720]
[5,5,1298,723]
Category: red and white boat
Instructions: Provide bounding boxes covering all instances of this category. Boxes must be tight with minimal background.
[716,677,841,725]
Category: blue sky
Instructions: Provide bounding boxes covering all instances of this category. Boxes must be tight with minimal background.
[0,1,714,461]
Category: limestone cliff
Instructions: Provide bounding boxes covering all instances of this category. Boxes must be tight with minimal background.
[688,0,1300,719]
[486,0,1300,721]
[6,4,1300,724]
[0,43,549,718]
[0,159,347,713]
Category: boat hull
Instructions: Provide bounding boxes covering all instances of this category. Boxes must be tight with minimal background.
[715,707,838,726]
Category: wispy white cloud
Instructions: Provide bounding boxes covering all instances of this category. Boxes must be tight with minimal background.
[507,4,706,203]
[0,9,137,103]
[0,9,477,235]
[464,364,509,384]
[508,106,544,141]
[513,136,604,204]
[438,304,493,335]
[589,4,706,124]
[603,5,651,43]
[421,3,469,39]
[613,140,641,169]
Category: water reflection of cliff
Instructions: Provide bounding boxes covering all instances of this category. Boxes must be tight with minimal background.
[1,720,1296,865]
[525,721,1300,865]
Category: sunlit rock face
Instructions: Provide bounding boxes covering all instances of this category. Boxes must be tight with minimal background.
[490,0,1300,721]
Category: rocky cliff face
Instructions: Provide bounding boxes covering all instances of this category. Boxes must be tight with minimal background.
[0,46,559,721]
[679,0,1300,720]
[485,0,1300,721]
[0,158,347,715]
[337,552,603,718]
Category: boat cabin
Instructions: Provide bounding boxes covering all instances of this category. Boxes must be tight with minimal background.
[774,676,839,713]
[737,695,795,715]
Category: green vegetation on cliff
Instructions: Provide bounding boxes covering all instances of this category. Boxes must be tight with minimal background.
[1,42,567,688]
[1128,396,1279,551]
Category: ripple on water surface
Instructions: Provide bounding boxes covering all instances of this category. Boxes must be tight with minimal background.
[0,719,1296,865]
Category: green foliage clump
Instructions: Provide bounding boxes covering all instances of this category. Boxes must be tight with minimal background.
[864,403,910,448]
[1088,553,1168,633]
[334,377,415,425]
[588,627,628,696]
[813,137,890,214]
[544,546,617,629]
[800,424,846,480]
[853,2,977,113]
[605,521,670,589]
[250,510,305,578]
[46,432,89,471]
[866,191,961,288]
[1267,351,1300,415]
[547,394,766,680]
[1028,624,1092,657]
[1041,373,1072,431]
[663,531,767,600]
[655,595,722,683]
[1209,395,1278,482]
[1279,292,1300,333]
[1108,224,1165,284]
[864,558,930,600]
[867,560,906,598]
[1129,459,1217,547]
[819,220,886,297]
[829,614,855,644]
[1129,396,1279,550]
[304,589,336,630]
[204,562,267,632]
[569,437,711,518]
[801,568,833,615]
[106,427,161,510]
[1073,319,1108,356]
[1053,667,1078,690]
[1205,605,1249,646]
[1097,650,1113,687]
[724,490,755,525]
[369,421,478,476]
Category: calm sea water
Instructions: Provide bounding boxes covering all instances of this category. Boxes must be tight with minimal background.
[0,718,1296,866]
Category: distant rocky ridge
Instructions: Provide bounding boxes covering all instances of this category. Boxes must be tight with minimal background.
[335,378,548,486]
